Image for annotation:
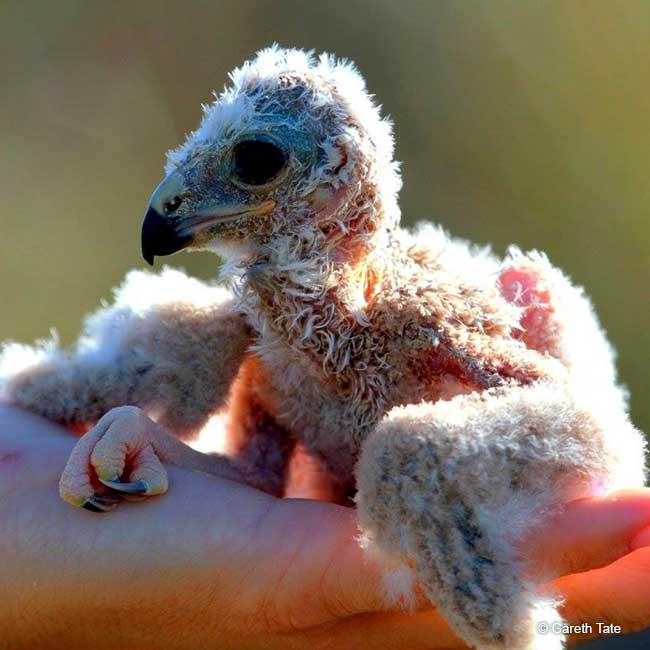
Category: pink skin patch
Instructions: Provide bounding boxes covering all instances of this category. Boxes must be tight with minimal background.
[498,267,556,354]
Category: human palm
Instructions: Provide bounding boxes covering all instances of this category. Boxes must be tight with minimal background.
[2,405,650,649]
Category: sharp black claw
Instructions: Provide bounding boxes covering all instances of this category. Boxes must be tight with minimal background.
[82,497,118,513]
[99,477,149,495]
[94,494,122,505]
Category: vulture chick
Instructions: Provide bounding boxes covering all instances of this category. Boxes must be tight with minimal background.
[1,46,645,650]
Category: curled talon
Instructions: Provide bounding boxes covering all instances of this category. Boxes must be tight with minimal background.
[82,496,119,513]
[98,477,150,495]
[59,407,169,509]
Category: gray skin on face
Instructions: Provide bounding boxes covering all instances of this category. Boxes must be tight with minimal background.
[142,100,326,264]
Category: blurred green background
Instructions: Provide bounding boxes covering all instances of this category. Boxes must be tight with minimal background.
[1,0,648,445]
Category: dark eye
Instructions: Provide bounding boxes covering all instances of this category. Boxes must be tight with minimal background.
[233,139,287,186]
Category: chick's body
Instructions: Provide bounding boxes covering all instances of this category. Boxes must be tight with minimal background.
[238,225,556,492]
[1,47,645,650]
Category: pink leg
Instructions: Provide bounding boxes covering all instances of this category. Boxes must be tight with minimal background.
[225,359,296,498]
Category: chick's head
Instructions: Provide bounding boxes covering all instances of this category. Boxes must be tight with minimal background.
[142,46,401,267]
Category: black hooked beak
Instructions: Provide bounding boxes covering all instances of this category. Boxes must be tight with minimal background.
[141,171,277,266]
[141,172,191,266]
[141,206,192,266]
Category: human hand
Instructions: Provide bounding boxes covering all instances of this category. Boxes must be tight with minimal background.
[2,404,649,649]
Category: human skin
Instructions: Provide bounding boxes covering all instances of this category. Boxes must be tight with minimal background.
[1,404,650,650]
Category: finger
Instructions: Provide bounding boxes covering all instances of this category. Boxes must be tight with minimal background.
[262,501,430,634]
[297,489,650,626]
[521,489,650,578]
[552,546,650,643]
[59,419,111,506]
[257,501,464,647]
[90,411,151,481]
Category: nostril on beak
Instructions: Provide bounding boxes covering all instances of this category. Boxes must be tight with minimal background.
[163,195,183,216]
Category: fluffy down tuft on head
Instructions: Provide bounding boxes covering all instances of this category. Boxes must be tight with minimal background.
[165,45,402,237]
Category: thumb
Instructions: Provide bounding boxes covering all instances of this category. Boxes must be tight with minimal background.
[553,547,650,643]
[282,489,650,627]
[268,502,405,625]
